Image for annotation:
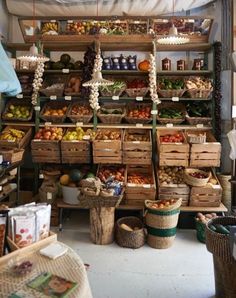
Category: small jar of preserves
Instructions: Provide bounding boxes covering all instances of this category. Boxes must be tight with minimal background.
[177,59,186,70]
[162,57,171,71]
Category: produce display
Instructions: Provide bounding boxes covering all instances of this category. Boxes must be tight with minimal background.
[99,81,126,96]
[189,171,208,179]
[70,105,92,116]
[97,166,125,183]
[148,199,178,209]
[99,107,123,115]
[12,260,33,276]
[60,169,84,187]
[64,76,81,94]
[66,20,109,35]
[41,21,58,35]
[129,21,148,34]
[108,21,127,35]
[34,127,63,141]
[127,79,148,89]
[158,78,184,90]
[159,133,184,143]
[4,104,31,120]
[95,129,121,140]
[125,132,149,142]
[127,173,153,184]
[158,108,184,119]
[208,223,234,235]
[42,106,68,117]
[0,128,25,142]
[62,127,94,141]
[18,75,33,95]
[186,77,212,90]
[186,102,211,117]
[127,106,151,119]
[196,212,217,224]
[158,166,185,185]
[48,54,79,70]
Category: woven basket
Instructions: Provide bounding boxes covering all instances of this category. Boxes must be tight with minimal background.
[145,199,181,249]
[97,104,126,124]
[187,132,206,144]
[217,173,231,213]
[2,99,33,122]
[184,168,211,187]
[187,88,212,99]
[195,219,206,243]
[100,86,126,97]
[125,103,152,124]
[67,103,93,124]
[125,87,149,98]
[157,102,186,124]
[157,89,186,98]
[186,115,212,126]
[40,74,67,97]
[116,217,146,249]
[64,74,81,96]
[40,101,70,123]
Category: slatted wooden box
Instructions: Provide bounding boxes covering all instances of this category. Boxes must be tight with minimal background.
[157,130,189,167]
[93,129,122,164]
[125,165,156,206]
[61,129,91,164]
[123,129,152,165]
[0,126,32,149]
[158,182,190,206]
[31,139,61,163]
[189,130,221,167]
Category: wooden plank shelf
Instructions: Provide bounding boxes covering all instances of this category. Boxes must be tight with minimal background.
[156,43,212,52]
[102,70,148,75]
[180,203,227,213]
[2,121,35,127]
[156,70,213,76]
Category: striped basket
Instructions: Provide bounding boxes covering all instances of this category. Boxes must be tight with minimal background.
[145,199,181,249]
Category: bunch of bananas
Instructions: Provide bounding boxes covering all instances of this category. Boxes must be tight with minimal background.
[41,22,58,35]
[0,128,25,142]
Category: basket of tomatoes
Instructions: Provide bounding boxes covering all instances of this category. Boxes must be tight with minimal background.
[125,104,152,124]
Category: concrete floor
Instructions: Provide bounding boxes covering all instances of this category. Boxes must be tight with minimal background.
[54,210,215,298]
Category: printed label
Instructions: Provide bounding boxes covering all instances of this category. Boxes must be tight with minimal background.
[50,95,57,100]
[64,96,71,101]
[136,97,143,101]
[62,68,70,73]
[112,96,119,100]
[172,97,179,102]
[166,123,173,128]
[16,94,23,99]
[136,123,143,128]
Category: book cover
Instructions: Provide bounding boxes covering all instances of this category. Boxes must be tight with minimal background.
[27,272,78,298]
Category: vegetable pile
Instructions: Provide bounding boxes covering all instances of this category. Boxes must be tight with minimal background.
[127,106,151,119]
[186,77,212,90]
[186,102,211,117]
[196,212,217,224]
[128,173,153,184]
[158,78,184,90]
[99,81,126,95]
[99,107,123,115]
[158,108,184,119]
[127,79,147,89]
[158,166,185,185]
[149,199,178,209]
[160,133,184,143]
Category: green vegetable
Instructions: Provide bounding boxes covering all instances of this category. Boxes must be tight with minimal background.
[99,81,126,93]
[187,102,211,117]
[159,108,183,119]
[209,224,217,232]
[215,224,230,235]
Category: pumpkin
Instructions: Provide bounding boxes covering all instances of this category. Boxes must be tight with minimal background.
[60,174,70,186]
[138,60,150,71]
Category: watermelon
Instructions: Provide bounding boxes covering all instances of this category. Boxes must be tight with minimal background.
[69,169,82,182]
[86,172,95,179]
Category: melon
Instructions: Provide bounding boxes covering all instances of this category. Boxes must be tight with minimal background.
[60,174,70,186]
[86,172,95,179]
[69,169,82,182]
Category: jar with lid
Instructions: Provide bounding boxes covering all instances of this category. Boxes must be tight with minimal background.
[162,57,171,71]
[177,59,186,70]
[192,53,205,70]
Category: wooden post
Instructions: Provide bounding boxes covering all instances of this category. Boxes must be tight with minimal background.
[90,207,115,245]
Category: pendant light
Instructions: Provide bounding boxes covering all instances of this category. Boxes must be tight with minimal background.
[18,0,49,63]
[157,0,190,45]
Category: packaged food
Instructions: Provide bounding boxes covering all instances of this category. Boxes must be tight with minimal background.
[13,213,35,248]
[35,205,51,241]
[0,209,8,257]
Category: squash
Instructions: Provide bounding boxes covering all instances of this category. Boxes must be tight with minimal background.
[69,169,83,182]
[138,60,150,71]
[60,174,70,186]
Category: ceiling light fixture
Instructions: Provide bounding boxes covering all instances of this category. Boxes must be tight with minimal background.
[157,0,190,45]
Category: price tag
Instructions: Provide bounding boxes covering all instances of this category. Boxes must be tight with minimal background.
[112,96,119,101]
[151,110,158,115]
[104,140,112,143]
[143,184,151,188]
[127,183,136,187]
[16,94,23,99]
[136,123,143,128]
[67,20,73,24]
[166,123,173,128]
[39,174,44,179]
[50,95,57,100]
[45,122,52,126]
[196,124,204,128]
[50,20,56,23]
[47,192,53,200]
[62,68,70,73]
[76,122,83,127]
[132,141,140,144]
[7,140,15,142]
[71,140,79,143]
[83,135,91,140]
[136,96,143,101]
[0,186,2,192]
[232,105,236,118]
[172,97,179,102]
[212,185,221,189]
[65,96,71,101]
[33,139,41,142]
[34,106,40,111]
[134,21,140,24]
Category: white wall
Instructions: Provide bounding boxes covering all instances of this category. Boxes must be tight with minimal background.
[0,0,9,40]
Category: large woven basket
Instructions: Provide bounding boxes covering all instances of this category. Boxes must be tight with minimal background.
[2,99,33,122]
[40,101,70,123]
[186,114,212,126]
[100,86,126,97]
[157,89,186,98]
[187,88,212,99]
[125,103,152,124]
[126,87,149,98]
[67,103,93,124]
[116,216,146,249]
[184,168,211,187]
[97,104,126,124]
[157,102,186,124]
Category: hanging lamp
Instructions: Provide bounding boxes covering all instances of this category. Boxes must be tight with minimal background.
[18,0,49,63]
[157,0,190,45]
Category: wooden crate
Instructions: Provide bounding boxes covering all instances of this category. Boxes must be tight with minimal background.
[125,165,156,206]
[31,139,61,163]
[189,172,222,207]
[50,202,59,226]
[61,129,91,164]
[158,183,190,206]
[0,148,24,163]
[189,130,221,167]
[93,129,122,164]
[157,130,189,167]
[0,126,32,149]
[123,129,152,165]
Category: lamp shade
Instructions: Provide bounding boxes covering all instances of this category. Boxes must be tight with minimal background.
[157,24,190,45]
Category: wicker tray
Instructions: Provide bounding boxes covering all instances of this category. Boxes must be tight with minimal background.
[97,104,126,124]
[157,102,186,124]
[100,86,126,97]
[126,87,149,98]
[187,88,212,99]
[125,103,152,124]
[40,101,70,123]
[186,114,212,126]
[2,99,33,122]
[67,102,93,123]
[157,89,186,98]
[187,132,207,144]
[184,168,211,187]
[40,74,68,97]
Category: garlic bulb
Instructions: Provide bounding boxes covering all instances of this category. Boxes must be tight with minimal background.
[31,61,45,105]
[149,54,161,105]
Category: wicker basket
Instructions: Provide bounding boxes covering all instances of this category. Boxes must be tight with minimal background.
[157,102,186,124]
[67,103,93,124]
[97,104,126,124]
[157,89,186,98]
[116,217,146,249]
[187,132,206,144]
[186,114,212,126]
[125,103,152,124]
[40,101,70,123]
[125,87,149,98]
[187,88,212,99]
[40,74,67,97]
[64,74,81,96]
[100,86,126,97]
[2,99,33,122]
[184,168,211,187]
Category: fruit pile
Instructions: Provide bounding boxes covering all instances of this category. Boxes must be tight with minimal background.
[127,106,151,119]
[196,212,217,224]
[43,106,67,117]
[129,22,147,34]
[127,79,148,89]
[149,199,178,209]
[4,104,31,120]
[99,81,126,96]
[34,127,63,141]
[97,166,125,183]
[66,20,110,35]
[60,169,85,187]
[0,128,25,142]
[41,22,58,35]
[189,171,208,179]
[99,107,123,115]
[95,129,121,140]
[109,21,127,35]
[65,76,81,94]
[70,105,91,116]
[12,260,33,276]
[128,173,153,184]
[125,133,149,142]
[160,133,184,143]
[63,127,95,141]
[45,54,83,71]
[158,166,185,185]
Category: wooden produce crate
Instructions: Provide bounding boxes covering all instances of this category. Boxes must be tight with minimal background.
[31,139,61,163]
[93,129,122,164]
[125,165,156,206]
[0,126,32,149]
[157,130,189,167]
[123,129,152,165]
[2,99,33,122]
[0,148,24,163]
[61,129,91,164]
[158,183,190,206]
[189,171,222,207]
[189,130,221,167]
